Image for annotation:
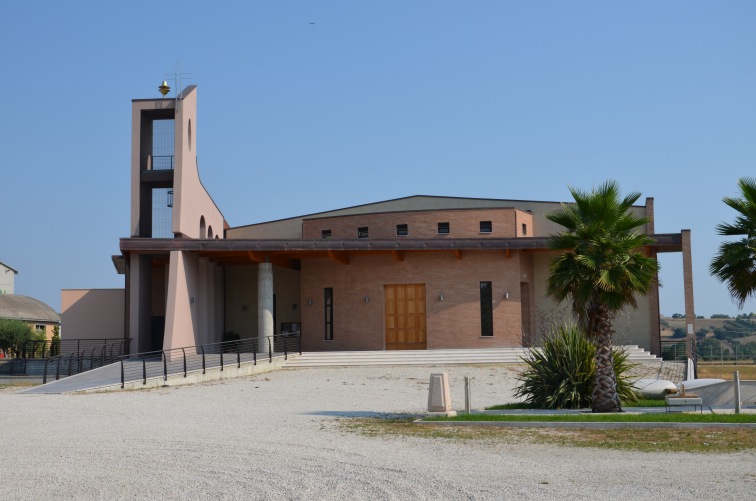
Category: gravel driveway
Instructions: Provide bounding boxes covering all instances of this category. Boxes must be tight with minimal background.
[1,365,753,500]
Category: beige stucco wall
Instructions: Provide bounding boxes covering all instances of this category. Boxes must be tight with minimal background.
[0,263,16,295]
[530,252,654,349]
[61,289,125,340]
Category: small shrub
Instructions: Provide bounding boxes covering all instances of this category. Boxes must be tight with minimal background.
[513,323,640,409]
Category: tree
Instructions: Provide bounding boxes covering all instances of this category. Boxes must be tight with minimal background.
[546,181,659,413]
[0,319,39,357]
[710,177,756,309]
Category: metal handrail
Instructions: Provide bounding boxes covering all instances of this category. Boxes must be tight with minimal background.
[151,155,174,170]
[21,339,120,360]
[118,332,301,389]
[41,339,132,383]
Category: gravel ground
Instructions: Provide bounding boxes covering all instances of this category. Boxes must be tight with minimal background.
[0,365,754,500]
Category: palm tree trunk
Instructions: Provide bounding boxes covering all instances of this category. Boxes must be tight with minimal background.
[591,306,622,413]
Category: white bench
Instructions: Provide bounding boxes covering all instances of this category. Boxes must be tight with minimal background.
[665,396,703,413]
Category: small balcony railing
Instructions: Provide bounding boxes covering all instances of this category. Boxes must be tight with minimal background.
[151,155,174,170]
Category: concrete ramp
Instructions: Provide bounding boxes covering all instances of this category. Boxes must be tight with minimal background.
[18,363,123,394]
[687,380,756,408]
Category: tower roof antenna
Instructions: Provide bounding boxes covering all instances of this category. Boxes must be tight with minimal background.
[162,62,193,99]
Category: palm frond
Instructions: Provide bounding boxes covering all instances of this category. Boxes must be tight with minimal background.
[711,178,756,309]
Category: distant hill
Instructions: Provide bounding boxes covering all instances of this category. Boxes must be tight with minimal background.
[660,316,756,338]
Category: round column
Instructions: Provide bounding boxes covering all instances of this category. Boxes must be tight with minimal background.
[258,262,274,353]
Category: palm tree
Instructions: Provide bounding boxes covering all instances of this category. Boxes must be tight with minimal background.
[546,181,659,413]
[710,177,756,309]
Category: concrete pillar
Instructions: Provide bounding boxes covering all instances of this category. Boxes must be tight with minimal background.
[258,262,274,353]
[214,265,224,344]
[427,372,457,417]
[198,258,208,346]
[681,229,696,359]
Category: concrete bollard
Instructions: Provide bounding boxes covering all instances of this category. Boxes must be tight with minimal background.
[427,373,457,417]
[464,376,472,414]
[734,371,741,414]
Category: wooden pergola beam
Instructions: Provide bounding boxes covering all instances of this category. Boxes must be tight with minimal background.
[247,251,267,263]
[327,250,350,265]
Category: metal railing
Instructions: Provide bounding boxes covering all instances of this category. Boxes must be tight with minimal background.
[660,340,688,362]
[662,339,755,364]
[118,332,301,389]
[41,339,132,384]
[21,339,121,360]
[660,339,698,380]
[152,155,174,170]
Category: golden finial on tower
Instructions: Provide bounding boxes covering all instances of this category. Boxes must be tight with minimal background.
[158,80,171,97]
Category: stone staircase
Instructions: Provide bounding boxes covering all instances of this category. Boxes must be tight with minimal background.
[283,345,660,368]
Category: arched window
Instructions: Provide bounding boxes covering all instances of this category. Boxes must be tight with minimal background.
[199,216,206,239]
[208,226,213,239]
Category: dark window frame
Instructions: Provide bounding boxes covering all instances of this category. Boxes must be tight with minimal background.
[522,223,527,236]
[437,222,450,234]
[357,227,369,239]
[396,224,409,236]
[480,221,492,233]
[480,281,493,337]
[322,229,332,239]
[324,287,333,340]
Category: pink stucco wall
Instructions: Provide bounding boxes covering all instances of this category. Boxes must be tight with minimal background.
[61,289,125,340]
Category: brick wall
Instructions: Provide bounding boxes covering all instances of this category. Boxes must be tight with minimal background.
[300,250,527,351]
[303,208,533,240]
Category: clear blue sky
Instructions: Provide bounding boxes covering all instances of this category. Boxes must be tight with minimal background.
[1,1,754,318]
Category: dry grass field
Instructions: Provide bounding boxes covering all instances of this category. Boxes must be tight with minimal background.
[697,364,756,380]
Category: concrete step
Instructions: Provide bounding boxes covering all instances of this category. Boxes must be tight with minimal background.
[283,346,660,368]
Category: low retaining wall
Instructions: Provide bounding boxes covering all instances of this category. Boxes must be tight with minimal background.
[0,375,44,385]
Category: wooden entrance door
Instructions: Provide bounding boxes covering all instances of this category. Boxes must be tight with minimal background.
[385,284,427,350]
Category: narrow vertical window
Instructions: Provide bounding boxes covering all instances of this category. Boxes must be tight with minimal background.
[522,223,527,236]
[324,288,333,340]
[480,281,493,337]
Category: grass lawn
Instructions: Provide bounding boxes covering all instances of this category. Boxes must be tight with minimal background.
[342,417,756,453]
[487,399,667,410]
[697,364,756,380]
[423,413,756,423]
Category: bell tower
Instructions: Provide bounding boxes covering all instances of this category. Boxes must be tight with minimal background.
[131,85,177,238]
[126,84,226,353]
